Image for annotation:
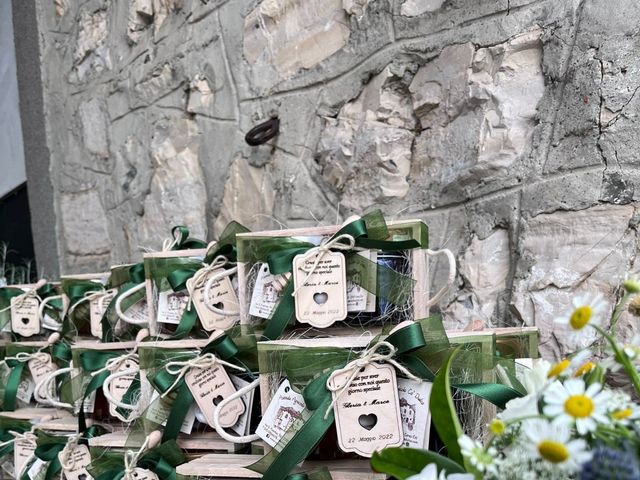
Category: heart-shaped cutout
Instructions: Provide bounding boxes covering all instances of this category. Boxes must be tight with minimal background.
[78,475,87,480]
[21,317,30,325]
[212,302,224,310]
[358,413,377,431]
[213,395,224,406]
[313,292,328,305]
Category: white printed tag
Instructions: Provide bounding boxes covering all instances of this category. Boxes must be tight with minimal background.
[156,291,189,325]
[61,444,93,480]
[293,251,348,328]
[130,468,159,480]
[11,296,40,337]
[16,376,36,404]
[256,380,306,448]
[398,378,432,448]
[185,364,244,428]
[28,353,57,400]
[187,270,239,331]
[328,362,403,457]
[146,392,196,435]
[230,375,254,436]
[347,251,377,312]
[90,289,116,337]
[27,458,46,480]
[249,264,281,319]
[14,438,36,478]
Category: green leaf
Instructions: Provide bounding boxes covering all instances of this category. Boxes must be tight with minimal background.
[371,447,465,479]
[430,346,464,467]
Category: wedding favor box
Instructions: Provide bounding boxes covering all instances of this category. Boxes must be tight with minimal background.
[60,272,111,338]
[0,281,65,339]
[236,217,436,338]
[136,337,258,444]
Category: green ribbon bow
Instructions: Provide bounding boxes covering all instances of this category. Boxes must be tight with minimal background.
[23,426,104,480]
[141,334,249,442]
[252,320,524,480]
[153,222,249,340]
[88,440,185,480]
[252,210,425,341]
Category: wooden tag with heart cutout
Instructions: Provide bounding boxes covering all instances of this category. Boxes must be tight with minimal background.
[184,363,245,428]
[90,289,116,337]
[14,437,36,478]
[186,270,239,332]
[11,295,40,337]
[293,251,347,328]
[129,468,159,480]
[61,444,93,480]
[328,362,403,457]
[28,353,57,400]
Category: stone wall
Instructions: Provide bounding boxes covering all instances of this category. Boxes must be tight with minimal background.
[32,0,640,358]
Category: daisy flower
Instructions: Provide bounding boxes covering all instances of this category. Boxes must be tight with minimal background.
[601,334,640,372]
[523,419,592,471]
[499,393,540,422]
[547,350,592,379]
[518,359,551,393]
[543,379,610,434]
[406,464,474,480]
[606,391,640,425]
[458,434,497,474]
[555,294,607,347]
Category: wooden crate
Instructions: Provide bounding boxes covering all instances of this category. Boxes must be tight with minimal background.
[176,453,384,480]
[236,219,431,334]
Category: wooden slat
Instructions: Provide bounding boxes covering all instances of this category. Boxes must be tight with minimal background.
[88,431,238,452]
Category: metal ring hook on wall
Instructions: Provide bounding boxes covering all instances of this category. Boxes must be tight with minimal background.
[244,117,280,146]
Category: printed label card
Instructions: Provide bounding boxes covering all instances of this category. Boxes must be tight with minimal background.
[90,289,116,337]
[130,468,159,480]
[14,438,36,478]
[11,295,40,337]
[108,358,139,420]
[146,392,196,434]
[184,364,244,428]
[27,457,46,480]
[156,291,189,325]
[28,354,57,399]
[293,251,347,328]
[16,376,36,404]
[72,369,96,415]
[61,444,93,480]
[328,362,403,457]
[187,270,239,331]
[347,251,377,312]
[398,378,432,448]
[249,264,281,319]
[230,375,254,436]
[256,380,306,448]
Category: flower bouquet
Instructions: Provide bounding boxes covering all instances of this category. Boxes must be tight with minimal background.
[371,281,640,479]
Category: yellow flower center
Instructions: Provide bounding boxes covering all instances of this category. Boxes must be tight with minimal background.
[570,306,592,330]
[489,419,505,436]
[564,394,594,418]
[613,408,633,420]
[575,362,596,377]
[538,440,570,463]
[548,359,570,378]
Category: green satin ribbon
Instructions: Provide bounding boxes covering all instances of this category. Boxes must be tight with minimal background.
[286,467,333,480]
[140,334,248,441]
[26,426,104,480]
[88,440,185,480]
[76,349,128,432]
[253,320,524,480]
[169,225,207,251]
[260,210,423,341]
